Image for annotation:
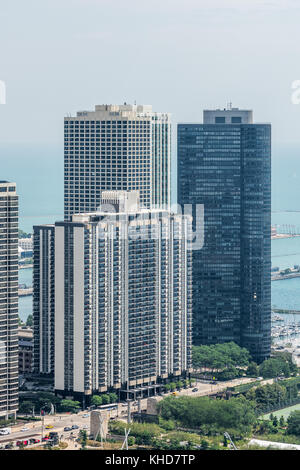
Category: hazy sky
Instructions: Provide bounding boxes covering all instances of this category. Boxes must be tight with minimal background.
[1,0,300,145]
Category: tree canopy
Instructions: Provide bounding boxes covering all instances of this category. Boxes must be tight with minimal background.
[158,395,256,433]
[192,342,251,371]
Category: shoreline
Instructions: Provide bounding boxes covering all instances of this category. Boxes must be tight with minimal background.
[272,234,300,239]
[19,264,33,269]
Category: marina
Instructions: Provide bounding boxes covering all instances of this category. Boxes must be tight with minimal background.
[271,319,300,340]
[18,287,33,297]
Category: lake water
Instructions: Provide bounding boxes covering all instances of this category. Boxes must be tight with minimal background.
[6,142,300,322]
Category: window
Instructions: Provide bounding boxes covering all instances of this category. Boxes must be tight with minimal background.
[215,117,225,123]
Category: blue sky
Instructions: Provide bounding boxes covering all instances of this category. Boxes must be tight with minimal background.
[0,0,300,145]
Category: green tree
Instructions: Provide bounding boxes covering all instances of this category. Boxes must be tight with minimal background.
[127,436,135,446]
[108,392,118,403]
[192,342,250,371]
[91,395,102,407]
[19,400,35,414]
[183,379,189,388]
[246,383,287,410]
[200,439,209,450]
[60,399,81,413]
[169,382,176,392]
[247,361,259,377]
[158,395,256,434]
[287,411,300,435]
[101,394,110,405]
[26,314,33,327]
[158,417,176,431]
[259,356,295,379]
[176,381,183,390]
[79,429,88,449]
[272,415,278,427]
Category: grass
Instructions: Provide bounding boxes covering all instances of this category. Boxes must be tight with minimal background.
[255,432,300,446]
[262,403,300,420]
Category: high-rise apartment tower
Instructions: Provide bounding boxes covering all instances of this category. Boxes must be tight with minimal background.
[64,104,171,220]
[54,191,192,401]
[0,182,18,419]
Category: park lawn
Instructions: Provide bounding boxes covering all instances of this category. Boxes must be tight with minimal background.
[262,403,300,420]
[253,432,300,446]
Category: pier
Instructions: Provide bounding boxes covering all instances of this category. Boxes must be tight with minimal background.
[272,224,300,238]
[18,287,33,297]
[271,266,300,281]
[273,308,300,315]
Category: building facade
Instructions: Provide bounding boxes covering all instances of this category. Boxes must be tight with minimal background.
[54,191,192,400]
[177,109,271,362]
[18,327,33,374]
[33,225,55,375]
[0,182,19,419]
[64,104,171,221]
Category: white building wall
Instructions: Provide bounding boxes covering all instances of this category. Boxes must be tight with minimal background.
[54,226,65,391]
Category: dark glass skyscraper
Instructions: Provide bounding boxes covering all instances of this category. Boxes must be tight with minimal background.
[177,108,271,362]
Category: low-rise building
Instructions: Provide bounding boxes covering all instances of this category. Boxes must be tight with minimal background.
[18,327,33,374]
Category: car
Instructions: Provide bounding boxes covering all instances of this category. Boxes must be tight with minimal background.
[4,442,13,449]
[20,427,29,432]
[192,388,198,392]
[45,425,53,429]
[82,414,89,418]
[64,427,72,431]
[29,438,40,444]
[71,425,79,429]
[16,440,28,446]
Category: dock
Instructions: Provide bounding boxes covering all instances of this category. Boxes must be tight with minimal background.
[18,287,33,297]
[273,308,300,315]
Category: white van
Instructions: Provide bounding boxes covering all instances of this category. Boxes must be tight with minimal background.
[0,428,11,435]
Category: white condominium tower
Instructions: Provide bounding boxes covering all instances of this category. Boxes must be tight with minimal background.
[54,191,192,401]
[64,104,171,221]
[0,182,18,419]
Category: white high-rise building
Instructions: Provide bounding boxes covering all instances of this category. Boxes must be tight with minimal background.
[53,191,192,401]
[0,182,18,419]
[64,104,171,221]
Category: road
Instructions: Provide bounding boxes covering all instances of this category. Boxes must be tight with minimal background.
[0,411,91,448]
[0,376,272,449]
